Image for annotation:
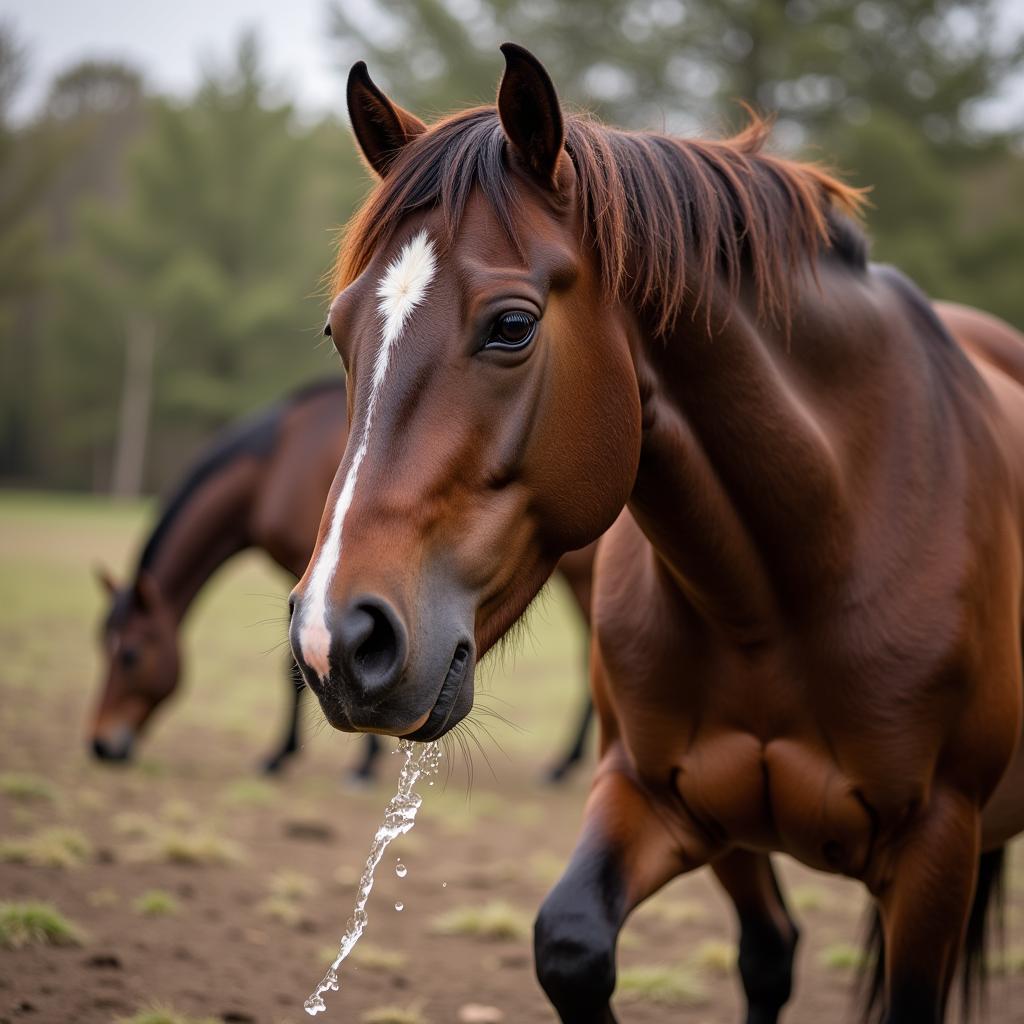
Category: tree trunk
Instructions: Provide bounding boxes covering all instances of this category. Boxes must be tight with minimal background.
[110,314,155,497]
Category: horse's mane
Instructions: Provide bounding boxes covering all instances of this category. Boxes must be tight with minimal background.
[333,108,867,334]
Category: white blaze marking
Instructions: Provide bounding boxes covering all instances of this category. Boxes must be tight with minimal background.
[299,230,437,678]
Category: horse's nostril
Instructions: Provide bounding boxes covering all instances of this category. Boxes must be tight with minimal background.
[287,594,297,620]
[336,597,407,695]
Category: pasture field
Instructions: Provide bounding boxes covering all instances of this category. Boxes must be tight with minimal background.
[1,491,1022,1023]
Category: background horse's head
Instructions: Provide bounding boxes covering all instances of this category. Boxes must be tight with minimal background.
[91,568,180,760]
[289,45,641,741]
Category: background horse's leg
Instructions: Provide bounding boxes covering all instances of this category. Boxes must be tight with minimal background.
[545,640,593,784]
[261,658,304,773]
[876,789,979,1023]
[349,734,382,783]
[712,850,799,1024]
[534,767,706,1023]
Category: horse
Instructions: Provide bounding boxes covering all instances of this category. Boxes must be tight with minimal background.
[91,377,596,781]
[287,43,1024,1023]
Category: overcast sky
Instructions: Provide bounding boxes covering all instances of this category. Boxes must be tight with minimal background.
[6,0,1024,128]
[5,0,349,121]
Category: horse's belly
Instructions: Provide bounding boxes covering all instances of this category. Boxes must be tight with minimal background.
[672,733,876,875]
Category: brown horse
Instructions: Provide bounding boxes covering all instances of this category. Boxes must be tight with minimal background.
[92,378,596,780]
[288,44,1024,1023]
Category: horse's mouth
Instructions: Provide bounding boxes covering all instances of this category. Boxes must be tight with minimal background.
[402,641,473,742]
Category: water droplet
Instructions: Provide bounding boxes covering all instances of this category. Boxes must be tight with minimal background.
[395,862,407,879]
[394,900,404,912]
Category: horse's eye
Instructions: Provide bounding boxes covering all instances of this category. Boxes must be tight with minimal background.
[484,311,537,351]
[119,648,139,669]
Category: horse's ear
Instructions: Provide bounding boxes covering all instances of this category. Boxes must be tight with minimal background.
[95,565,118,597]
[497,42,564,186]
[346,61,426,177]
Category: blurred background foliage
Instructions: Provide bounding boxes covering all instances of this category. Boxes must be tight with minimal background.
[1,0,1022,493]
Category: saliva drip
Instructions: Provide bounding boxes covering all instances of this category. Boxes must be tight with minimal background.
[303,739,442,1016]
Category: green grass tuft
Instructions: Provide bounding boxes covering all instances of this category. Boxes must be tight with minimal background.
[791,885,831,912]
[432,901,532,941]
[141,830,242,866]
[0,901,84,948]
[361,1004,427,1024]
[0,772,57,802]
[0,826,92,867]
[819,942,865,971]
[268,868,318,901]
[220,777,279,806]
[349,942,408,971]
[616,964,707,1005]
[116,1006,219,1024]
[692,939,737,975]
[133,890,180,917]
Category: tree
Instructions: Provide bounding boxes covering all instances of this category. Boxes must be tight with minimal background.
[43,32,342,493]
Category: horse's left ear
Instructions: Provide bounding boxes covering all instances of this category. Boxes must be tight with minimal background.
[347,61,427,177]
[497,43,564,186]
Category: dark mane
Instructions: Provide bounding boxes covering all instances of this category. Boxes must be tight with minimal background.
[135,376,344,575]
[334,109,867,334]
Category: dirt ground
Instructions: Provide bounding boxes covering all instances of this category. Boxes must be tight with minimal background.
[1,492,1023,1024]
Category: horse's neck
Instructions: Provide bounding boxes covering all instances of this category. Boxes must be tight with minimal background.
[628,270,883,638]
[141,458,261,623]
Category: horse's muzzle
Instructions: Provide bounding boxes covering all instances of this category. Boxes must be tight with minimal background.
[290,589,475,740]
[91,725,135,762]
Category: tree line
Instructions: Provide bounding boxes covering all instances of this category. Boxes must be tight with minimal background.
[1,0,1022,494]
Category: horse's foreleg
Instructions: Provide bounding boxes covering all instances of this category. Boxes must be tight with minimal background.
[876,789,979,1023]
[712,850,798,1024]
[534,768,699,1023]
[261,659,304,773]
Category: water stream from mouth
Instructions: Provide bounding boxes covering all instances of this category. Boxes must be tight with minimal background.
[303,739,443,1016]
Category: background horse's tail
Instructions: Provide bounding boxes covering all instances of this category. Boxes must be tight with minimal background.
[859,846,1006,1022]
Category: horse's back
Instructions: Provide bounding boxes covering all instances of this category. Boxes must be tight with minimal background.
[249,377,349,576]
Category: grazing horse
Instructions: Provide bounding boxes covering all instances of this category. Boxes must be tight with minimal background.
[91,378,596,780]
[288,43,1024,1023]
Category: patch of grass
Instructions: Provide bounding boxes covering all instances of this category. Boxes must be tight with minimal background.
[221,777,279,806]
[819,942,865,971]
[117,1007,219,1024]
[791,885,831,912]
[361,1004,427,1024]
[0,826,92,867]
[259,896,301,927]
[133,890,179,917]
[990,946,1024,975]
[87,888,119,907]
[0,772,57,803]
[0,901,85,948]
[112,812,160,839]
[642,899,707,925]
[528,851,565,885]
[432,901,531,941]
[349,942,408,971]
[142,830,242,866]
[692,939,736,975]
[616,964,707,1006]
[160,798,196,825]
[268,868,318,901]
